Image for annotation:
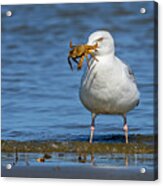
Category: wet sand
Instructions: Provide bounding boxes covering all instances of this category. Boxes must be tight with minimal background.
[1,165,157,180]
[1,135,155,154]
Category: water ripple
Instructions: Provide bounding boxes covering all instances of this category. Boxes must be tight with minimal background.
[2,2,156,141]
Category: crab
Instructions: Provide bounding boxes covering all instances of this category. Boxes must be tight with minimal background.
[68,41,98,70]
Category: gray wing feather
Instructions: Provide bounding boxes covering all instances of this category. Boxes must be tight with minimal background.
[125,64,140,106]
[125,64,136,83]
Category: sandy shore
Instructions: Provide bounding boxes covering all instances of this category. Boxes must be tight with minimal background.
[1,136,155,154]
[1,165,157,180]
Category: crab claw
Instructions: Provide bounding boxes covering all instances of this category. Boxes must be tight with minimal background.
[77,66,82,70]
[69,40,74,48]
[68,56,73,71]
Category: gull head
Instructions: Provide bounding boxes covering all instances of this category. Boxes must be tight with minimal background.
[87,30,114,56]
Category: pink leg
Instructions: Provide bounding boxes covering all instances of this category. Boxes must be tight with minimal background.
[123,114,128,144]
[89,113,96,144]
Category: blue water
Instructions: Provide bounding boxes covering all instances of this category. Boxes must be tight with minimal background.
[1,2,157,141]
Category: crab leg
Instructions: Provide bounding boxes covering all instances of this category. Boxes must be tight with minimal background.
[90,52,99,62]
[68,56,79,71]
[72,58,79,64]
[86,43,98,50]
[85,53,90,69]
[77,55,85,70]
[69,40,75,48]
[68,57,73,71]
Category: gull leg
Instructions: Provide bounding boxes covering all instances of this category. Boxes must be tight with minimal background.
[89,113,96,144]
[123,114,128,144]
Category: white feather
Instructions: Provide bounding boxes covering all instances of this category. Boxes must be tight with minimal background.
[79,30,140,115]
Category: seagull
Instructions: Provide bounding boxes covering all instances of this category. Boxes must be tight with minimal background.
[79,30,140,144]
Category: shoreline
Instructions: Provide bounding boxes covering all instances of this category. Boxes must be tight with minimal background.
[1,136,155,154]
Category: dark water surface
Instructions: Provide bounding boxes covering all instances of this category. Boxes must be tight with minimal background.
[1,2,157,141]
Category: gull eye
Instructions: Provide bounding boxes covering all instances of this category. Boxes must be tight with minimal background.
[96,37,104,42]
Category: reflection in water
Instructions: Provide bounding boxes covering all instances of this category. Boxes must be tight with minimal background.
[11,148,19,167]
[25,153,30,166]
[2,151,153,169]
[125,154,129,167]
[78,153,87,163]
[77,152,133,168]
[91,152,95,165]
